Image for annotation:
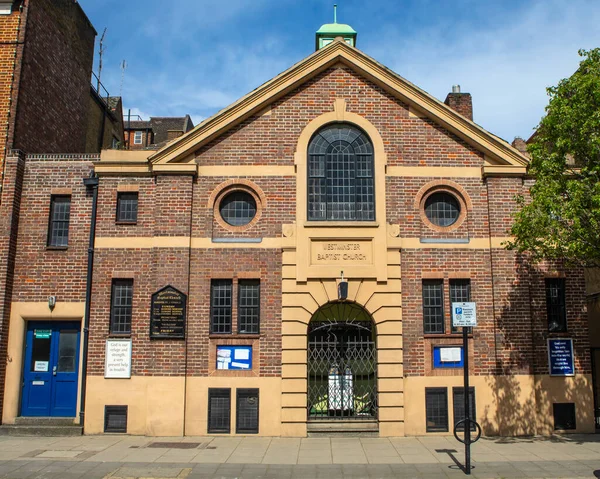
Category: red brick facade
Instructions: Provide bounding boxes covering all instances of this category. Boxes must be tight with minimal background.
[0,55,591,433]
[0,0,96,187]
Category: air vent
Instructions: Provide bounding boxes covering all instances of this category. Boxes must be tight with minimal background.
[104,405,128,433]
[236,388,259,434]
[553,403,576,430]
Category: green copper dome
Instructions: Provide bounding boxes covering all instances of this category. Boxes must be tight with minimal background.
[316,23,357,35]
[315,5,357,50]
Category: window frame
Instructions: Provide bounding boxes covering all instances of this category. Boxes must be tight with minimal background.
[236,388,259,434]
[219,191,257,227]
[116,191,139,224]
[425,387,449,433]
[452,387,476,431]
[238,279,260,335]
[133,130,143,145]
[110,279,133,335]
[545,278,567,332]
[208,388,231,433]
[422,279,445,334]
[210,279,233,334]
[424,192,461,227]
[307,124,375,222]
[47,195,71,248]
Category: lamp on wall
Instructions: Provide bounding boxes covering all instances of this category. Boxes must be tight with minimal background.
[48,296,56,312]
[338,271,348,301]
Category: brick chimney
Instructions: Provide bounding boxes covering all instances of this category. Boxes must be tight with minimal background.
[444,85,473,121]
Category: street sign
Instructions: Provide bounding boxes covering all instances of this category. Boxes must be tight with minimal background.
[452,302,477,327]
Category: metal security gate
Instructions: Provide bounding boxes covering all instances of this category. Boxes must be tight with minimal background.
[307,302,377,420]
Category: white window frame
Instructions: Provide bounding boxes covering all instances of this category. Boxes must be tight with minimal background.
[133,131,143,145]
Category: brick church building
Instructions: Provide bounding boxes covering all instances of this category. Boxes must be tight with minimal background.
[0,16,594,437]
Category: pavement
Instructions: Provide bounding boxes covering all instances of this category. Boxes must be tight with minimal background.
[0,434,598,478]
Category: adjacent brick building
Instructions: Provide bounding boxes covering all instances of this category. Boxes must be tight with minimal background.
[124,115,194,150]
[0,19,594,437]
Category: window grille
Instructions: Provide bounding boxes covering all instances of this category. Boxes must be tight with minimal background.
[210,280,232,334]
[546,278,567,332]
[219,192,257,226]
[236,388,259,434]
[425,388,448,432]
[425,192,460,227]
[48,196,71,247]
[238,280,260,334]
[117,192,138,223]
[110,279,133,334]
[133,131,143,145]
[208,388,231,433]
[452,387,476,431]
[308,124,374,221]
[104,405,128,433]
[553,403,576,430]
[423,280,444,334]
[450,279,471,333]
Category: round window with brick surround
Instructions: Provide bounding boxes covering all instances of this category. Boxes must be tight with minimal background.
[219,191,257,226]
[210,180,266,233]
[424,192,461,227]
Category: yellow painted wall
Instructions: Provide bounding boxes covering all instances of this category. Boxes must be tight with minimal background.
[84,376,281,436]
[404,374,594,437]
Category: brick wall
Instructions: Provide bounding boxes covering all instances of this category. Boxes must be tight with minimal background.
[0,2,26,187]
[3,64,590,394]
[12,0,95,154]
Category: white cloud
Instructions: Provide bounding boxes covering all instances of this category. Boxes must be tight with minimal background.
[361,0,600,141]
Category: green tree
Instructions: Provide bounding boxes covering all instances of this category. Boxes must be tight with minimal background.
[509,48,600,267]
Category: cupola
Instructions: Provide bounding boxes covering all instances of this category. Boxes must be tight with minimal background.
[315,5,357,50]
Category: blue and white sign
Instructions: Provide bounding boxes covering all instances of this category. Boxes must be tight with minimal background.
[548,339,574,376]
[216,345,252,370]
[452,302,477,327]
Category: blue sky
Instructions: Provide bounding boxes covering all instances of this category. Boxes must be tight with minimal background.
[79,0,600,143]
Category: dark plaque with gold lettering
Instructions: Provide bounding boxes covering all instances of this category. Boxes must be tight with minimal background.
[150,285,186,339]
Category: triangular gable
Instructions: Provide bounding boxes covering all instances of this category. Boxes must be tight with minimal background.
[148,39,528,169]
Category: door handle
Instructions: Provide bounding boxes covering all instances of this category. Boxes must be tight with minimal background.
[52,366,57,376]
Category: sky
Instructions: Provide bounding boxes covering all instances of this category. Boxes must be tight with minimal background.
[78,0,600,143]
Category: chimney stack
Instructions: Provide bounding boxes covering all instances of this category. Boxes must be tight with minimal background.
[444,85,473,121]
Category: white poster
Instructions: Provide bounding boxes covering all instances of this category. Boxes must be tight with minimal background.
[105,339,132,379]
[440,347,461,363]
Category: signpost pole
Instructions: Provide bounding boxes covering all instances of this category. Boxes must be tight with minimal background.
[463,325,471,475]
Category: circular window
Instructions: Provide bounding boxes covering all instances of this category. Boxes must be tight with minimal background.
[424,192,460,227]
[219,191,257,226]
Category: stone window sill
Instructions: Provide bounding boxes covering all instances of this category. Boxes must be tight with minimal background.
[304,221,379,228]
[46,246,68,251]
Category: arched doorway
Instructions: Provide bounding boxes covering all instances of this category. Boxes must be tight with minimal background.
[307,301,377,421]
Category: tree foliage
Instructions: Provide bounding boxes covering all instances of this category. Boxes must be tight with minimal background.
[509,48,600,267]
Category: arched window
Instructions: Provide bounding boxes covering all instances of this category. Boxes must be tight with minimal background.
[307,124,374,221]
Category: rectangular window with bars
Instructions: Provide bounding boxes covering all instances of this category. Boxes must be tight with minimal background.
[426,387,448,432]
[211,279,232,334]
[47,195,71,247]
[450,279,471,333]
[453,387,476,431]
[133,130,143,145]
[116,192,138,223]
[110,279,133,334]
[238,280,260,334]
[423,280,444,334]
[208,388,231,433]
[236,388,259,434]
[546,278,567,332]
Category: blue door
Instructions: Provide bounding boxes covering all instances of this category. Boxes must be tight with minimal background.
[21,322,80,417]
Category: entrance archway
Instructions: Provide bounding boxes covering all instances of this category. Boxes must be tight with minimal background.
[307,301,377,421]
